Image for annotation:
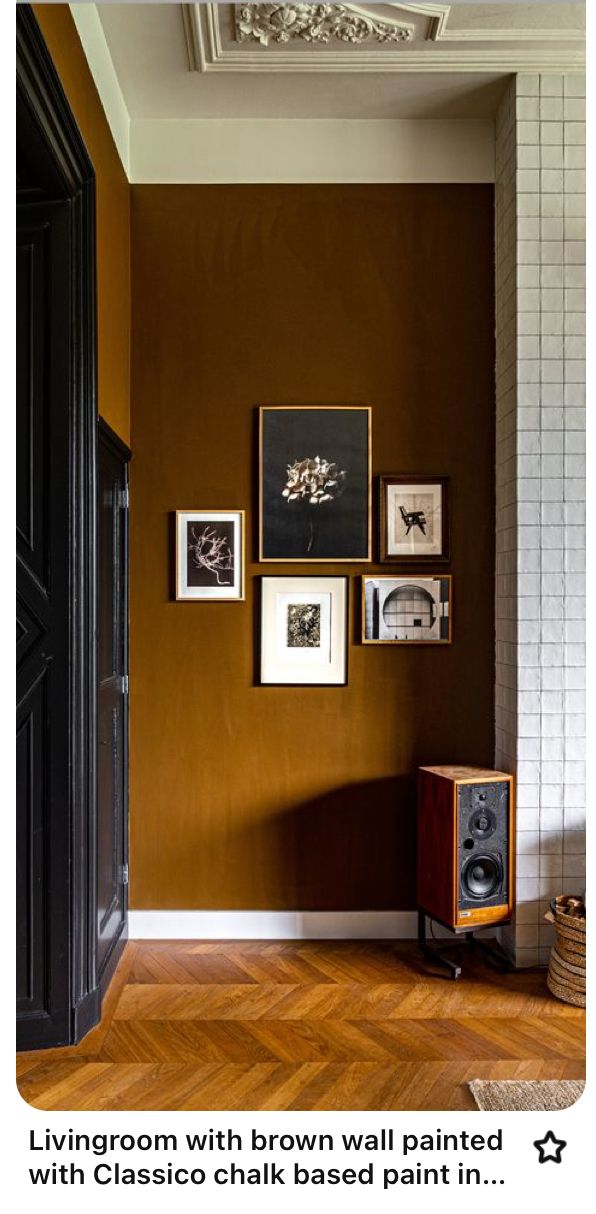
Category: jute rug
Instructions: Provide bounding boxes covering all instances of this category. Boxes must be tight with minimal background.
[469,1079,585,1112]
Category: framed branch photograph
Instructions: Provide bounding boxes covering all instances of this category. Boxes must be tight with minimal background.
[260,576,348,685]
[259,406,372,561]
[175,510,245,601]
[379,475,449,562]
[362,575,452,644]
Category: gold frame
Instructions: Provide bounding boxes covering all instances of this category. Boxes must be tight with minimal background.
[175,510,246,601]
[361,573,453,644]
[258,405,372,563]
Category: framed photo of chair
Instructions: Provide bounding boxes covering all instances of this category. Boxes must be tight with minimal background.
[379,475,449,562]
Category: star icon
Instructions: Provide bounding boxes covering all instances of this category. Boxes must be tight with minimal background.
[534,1130,567,1163]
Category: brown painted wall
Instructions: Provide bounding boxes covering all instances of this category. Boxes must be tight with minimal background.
[130,184,495,910]
[33,3,131,445]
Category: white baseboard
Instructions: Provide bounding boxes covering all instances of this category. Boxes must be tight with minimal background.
[128,910,418,940]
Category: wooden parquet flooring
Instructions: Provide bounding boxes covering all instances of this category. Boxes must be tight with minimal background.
[17,940,585,1111]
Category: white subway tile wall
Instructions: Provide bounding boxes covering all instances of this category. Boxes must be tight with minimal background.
[495,75,585,966]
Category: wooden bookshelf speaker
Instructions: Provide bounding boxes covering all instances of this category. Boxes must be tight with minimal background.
[417,766,515,931]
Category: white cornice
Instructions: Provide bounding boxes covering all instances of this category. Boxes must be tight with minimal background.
[130,117,494,184]
[69,3,130,175]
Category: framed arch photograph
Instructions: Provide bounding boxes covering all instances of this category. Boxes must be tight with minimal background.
[362,575,452,644]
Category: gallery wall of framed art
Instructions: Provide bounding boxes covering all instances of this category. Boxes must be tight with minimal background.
[132,183,496,910]
[172,410,454,667]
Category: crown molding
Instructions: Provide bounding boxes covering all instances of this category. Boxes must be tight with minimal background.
[182,3,585,73]
[130,117,494,184]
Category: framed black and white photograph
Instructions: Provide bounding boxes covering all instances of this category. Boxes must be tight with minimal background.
[175,510,245,601]
[379,476,449,562]
[362,575,452,644]
[259,406,371,561]
[260,576,348,685]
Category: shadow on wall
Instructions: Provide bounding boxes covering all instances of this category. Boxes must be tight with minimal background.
[234,775,416,911]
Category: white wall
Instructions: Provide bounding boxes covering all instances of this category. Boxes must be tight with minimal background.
[495,73,586,965]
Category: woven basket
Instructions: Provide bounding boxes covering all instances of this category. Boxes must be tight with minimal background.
[545,896,586,1008]
[549,949,586,988]
[552,894,586,933]
[546,972,586,1007]
[555,935,586,963]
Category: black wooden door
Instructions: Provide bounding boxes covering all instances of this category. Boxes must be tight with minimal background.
[17,5,100,1051]
[97,422,129,988]
[16,202,72,1044]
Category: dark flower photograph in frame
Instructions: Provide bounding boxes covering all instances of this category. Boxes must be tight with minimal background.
[259,406,372,561]
[175,510,245,601]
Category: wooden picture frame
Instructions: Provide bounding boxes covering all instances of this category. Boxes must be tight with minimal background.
[260,576,349,685]
[362,574,452,644]
[259,406,372,562]
[175,510,245,601]
[379,475,449,563]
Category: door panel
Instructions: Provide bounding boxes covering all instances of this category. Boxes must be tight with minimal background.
[17,4,102,1051]
[16,202,72,1044]
[97,427,129,984]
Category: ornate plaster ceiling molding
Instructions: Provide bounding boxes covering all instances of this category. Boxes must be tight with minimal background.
[234,5,415,47]
[181,4,585,74]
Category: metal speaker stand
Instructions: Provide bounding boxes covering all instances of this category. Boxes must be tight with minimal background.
[417,909,512,981]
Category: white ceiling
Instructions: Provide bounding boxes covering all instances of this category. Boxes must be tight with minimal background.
[68,3,585,182]
[93,3,584,119]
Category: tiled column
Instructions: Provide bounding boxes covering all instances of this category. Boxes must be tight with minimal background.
[495,74,586,967]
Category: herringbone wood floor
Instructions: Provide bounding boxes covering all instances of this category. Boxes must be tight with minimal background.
[17,941,585,1111]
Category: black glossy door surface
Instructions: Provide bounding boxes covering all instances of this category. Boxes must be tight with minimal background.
[16,202,72,1045]
[17,4,101,1051]
[97,424,129,986]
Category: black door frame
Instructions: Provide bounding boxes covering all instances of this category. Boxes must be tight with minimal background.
[17,5,100,1048]
[97,416,131,999]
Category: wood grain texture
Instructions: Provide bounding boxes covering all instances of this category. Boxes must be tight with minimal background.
[420,767,511,781]
[417,768,456,924]
[17,941,585,1111]
[130,183,496,910]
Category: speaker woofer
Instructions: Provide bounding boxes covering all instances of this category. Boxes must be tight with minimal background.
[461,853,502,899]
